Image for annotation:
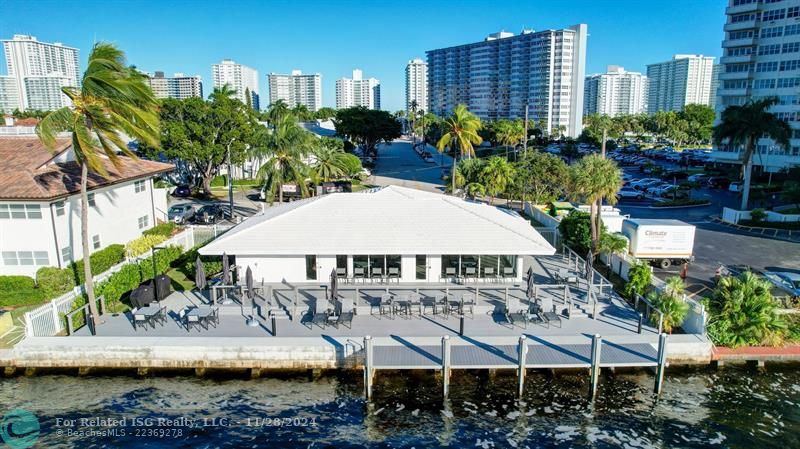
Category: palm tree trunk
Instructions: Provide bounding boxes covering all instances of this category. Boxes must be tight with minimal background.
[81,161,101,327]
[279,184,283,203]
[741,138,755,210]
[589,200,599,253]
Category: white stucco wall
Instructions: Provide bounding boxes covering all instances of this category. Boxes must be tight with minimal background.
[1,177,159,277]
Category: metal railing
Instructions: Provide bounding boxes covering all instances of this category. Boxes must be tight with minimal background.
[634,293,664,334]
[65,296,108,335]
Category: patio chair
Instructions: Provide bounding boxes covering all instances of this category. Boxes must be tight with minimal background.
[527,301,544,325]
[408,292,423,317]
[208,307,220,328]
[184,310,202,332]
[311,298,332,329]
[444,267,458,283]
[132,308,148,331]
[378,293,394,319]
[387,267,400,283]
[371,268,384,283]
[336,267,348,284]
[334,298,355,329]
[421,295,439,316]
[461,293,475,318]
[539,296,562,328]
[483,267,497,283]
[556,269,569,284]
[503,267,515,283]
[155,306,168,326]
[504,297,528,328]
[464,266,477,283]
[353,267,366,283]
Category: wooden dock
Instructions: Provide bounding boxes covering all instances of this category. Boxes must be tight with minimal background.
[362,334,668,400]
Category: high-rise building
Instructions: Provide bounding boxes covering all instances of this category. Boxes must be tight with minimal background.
[0,77,18,113]
[267,70,322,111]
[145,71,203,100]
[646,54,715,114]
[335,69,380,110]
[709,63,720,111]
[426,25,588,138]
[712,0,800,173]
[584,65,648,116]
[405,58,427,113]
[1,35,79,111]
[212,59,260,110]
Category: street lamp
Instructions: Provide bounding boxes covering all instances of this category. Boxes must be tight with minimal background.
[226,137,236,221]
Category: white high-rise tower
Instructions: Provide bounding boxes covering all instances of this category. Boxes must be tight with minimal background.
[405,58,427,113]
[212,59,260,110]
[584,66,648,116]
[267,70,322,111]
[335,69,380,110]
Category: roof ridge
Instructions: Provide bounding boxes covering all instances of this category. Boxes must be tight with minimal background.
[443,198,547,248]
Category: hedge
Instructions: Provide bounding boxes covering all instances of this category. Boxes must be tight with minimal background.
[97,245,182,307]
[652,199,711,208]
[738,219,800,230]
[35,267,73,297]
[142,222,178,238]
[176,247,222,281]
[69,244,126,285]
[126,234,169,257]
[0,275,46,307]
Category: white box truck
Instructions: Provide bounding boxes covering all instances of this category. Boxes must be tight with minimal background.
[620,219,696,269]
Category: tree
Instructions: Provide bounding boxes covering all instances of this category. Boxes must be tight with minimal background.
[254,114,315,203]
[558,210,599,255]
[648,282,689,334]
[599,232,628,276]
[244,87,252,109]
[681,104,715,144]
[311,145,348,182]
[624,261,652,300]
[314,107,337,121]
[494,119,525,158]
[266,99,291,124]
[408,99,419,139]
[714,98,791,210]
[569,155,623,253]
[333,107,402,155]
[154,90,258,194]
[783,181,800,209]
[581,114,622,149]
[339,153,364,180]
[436,104,483,194]
[511,151,569,204]
[480,157,515,204]
[36,43,159,326]
[707,271,787,347]
[292,104,313,121]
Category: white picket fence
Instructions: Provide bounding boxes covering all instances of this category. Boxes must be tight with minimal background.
[21,224,234,337]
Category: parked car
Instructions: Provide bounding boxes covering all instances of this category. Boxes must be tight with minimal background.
[171,185,191,198]
[168,204,195,224]
[662,171,689,181]
[655,185,688,199]
[631,178,660,190]
[194,204,225,224]
[762,271,800,299]
[728,182,742,192]
[687,174,709,183]
[617,188,644,200]
[708,177,732,189]
[644,182,671,193]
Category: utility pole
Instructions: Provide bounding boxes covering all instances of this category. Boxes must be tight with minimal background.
[226,138,236,221]
[523,103,529,158]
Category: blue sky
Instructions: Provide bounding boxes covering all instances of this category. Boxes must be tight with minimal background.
[1,0,727,112]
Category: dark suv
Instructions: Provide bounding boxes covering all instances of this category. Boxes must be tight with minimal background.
[707,177,732,189]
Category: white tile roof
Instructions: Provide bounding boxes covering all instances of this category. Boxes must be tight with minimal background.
[199,186,556,256]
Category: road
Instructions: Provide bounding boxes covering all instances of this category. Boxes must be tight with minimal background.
[370,138,449,192]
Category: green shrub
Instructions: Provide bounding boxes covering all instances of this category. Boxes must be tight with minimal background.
[624,261,652,300]
[97,263,142,304]
[652,198,710,207]
[68,244,126,285]
[0,275,35,291]
[176,248,222,281]
[558,210,603,255]
[750,208,767,223]
[142,222,178,237]
[126,234,169,257]
[737,220,800,230]
[0,276,45,307]
[35,267,74,297]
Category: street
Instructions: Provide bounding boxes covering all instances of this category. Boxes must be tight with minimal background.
[370,138,452,193]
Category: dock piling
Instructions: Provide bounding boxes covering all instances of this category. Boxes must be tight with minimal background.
[517,335,527,397]
[442,335,451,398]
[589,334,602,399]
[459,315,464,336]
[637,313,643,334]
[654,333,668,395]
[364,336,374,400]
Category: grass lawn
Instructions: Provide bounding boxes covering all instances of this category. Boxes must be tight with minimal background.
[351,183,378,192]
[167,267,194,291]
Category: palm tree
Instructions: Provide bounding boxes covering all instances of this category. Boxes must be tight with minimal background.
[436,104,483,194]
[210,84,237,102]
[311,146,347,182]
[714,98,791,209]
[254,114,314,203]
[598,232,628,276]
[707,271,787,347]
[481,157,515,205]
[569,155,623,254]
[266,99,291,124]
[36,43,159,326]
[648,290,689,334]
[408,100,419,140]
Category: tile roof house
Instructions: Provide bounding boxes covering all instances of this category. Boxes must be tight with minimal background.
[0,136,174,276]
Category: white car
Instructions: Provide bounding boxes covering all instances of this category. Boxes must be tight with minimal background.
[617,188,644,200]
[631,178,660,190]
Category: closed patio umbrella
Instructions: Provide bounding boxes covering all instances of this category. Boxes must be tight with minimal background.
[245,266,258,327]
[526,266,535,299]
[222,252,231,285]
[585,250,594,285]
[195,256,206,291]
[329,268,338,301]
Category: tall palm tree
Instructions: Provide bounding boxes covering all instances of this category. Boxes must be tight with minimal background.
[210,84,237,102]
[266,99,291,124]
[436,104,483,194]
[37,43,159,326]
[481,157,515,205]
[599,232,628,276]
[569,155,623,254]
[408,100,419,140]
[714,97,790,209]
[311,146,347,182]
[254,114,313,203]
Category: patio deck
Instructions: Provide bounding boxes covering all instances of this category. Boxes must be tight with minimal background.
[77,255,656,339]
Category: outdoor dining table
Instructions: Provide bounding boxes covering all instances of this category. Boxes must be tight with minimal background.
[133,304,164,330]
[186,306,216,330]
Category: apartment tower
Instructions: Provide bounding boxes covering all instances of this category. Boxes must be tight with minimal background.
[267,70,323,111]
